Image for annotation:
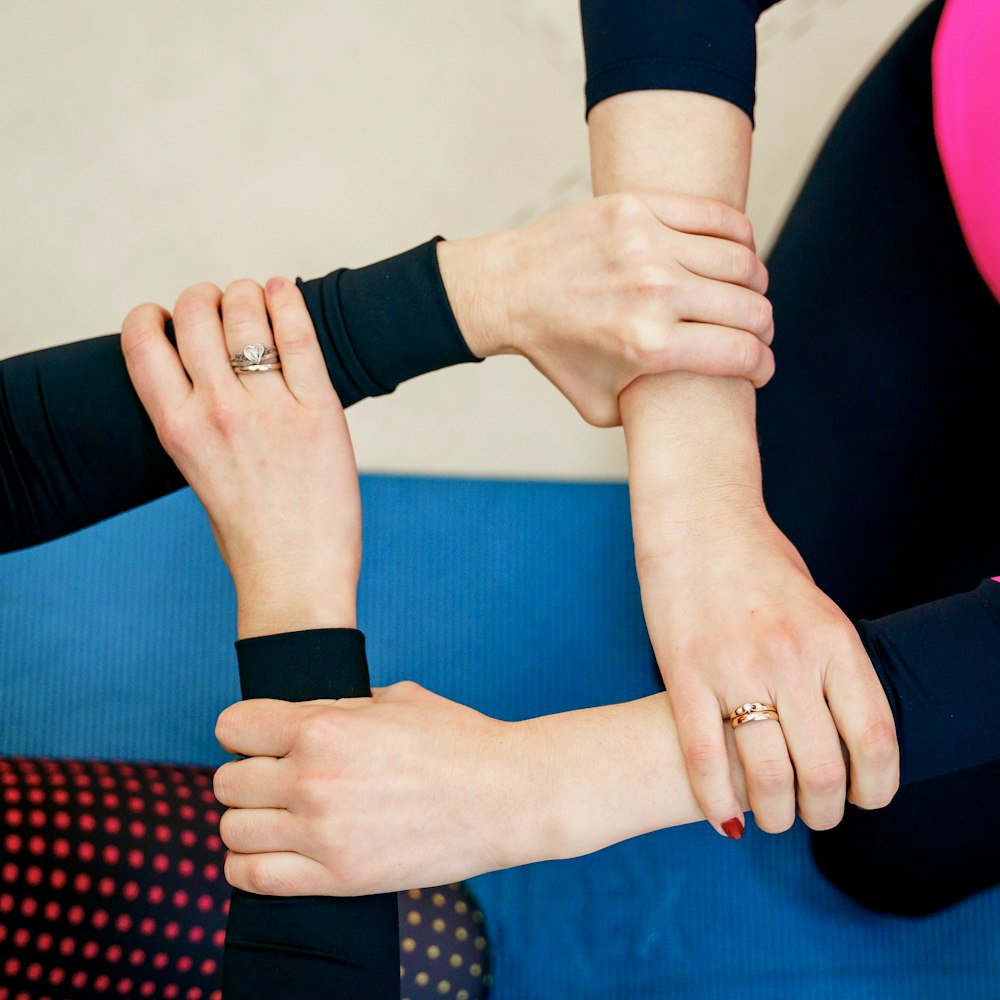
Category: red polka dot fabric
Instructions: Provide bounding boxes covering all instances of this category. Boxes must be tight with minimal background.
[0,757,490,1000]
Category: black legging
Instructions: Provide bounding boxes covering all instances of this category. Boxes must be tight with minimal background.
[758,0,1000,914]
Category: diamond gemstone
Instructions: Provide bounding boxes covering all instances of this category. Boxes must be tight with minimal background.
[244,344,265,364]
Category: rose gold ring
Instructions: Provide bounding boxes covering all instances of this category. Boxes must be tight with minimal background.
[728,702,780,729]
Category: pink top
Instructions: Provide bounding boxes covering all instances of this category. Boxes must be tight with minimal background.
[933,0,1000,303]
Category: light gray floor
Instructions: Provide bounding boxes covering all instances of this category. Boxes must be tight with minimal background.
[2,0,927,479]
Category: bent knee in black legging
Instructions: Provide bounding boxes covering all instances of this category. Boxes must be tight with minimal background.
[811,763,1000,916]
[811,582,1000,915]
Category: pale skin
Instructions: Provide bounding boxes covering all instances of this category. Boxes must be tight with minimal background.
[122,189,778,639]
[588,91,900,836]
[122,276,760,898]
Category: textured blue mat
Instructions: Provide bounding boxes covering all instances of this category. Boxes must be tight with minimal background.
[2,477,998,998]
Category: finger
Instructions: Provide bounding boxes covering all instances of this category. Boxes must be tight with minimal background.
[640,192,756,249]
[171,283,233,392]
[674,274,775,343]
[669,231,769,294]
[221,279,284,396]
[777,691,848,830]
[214,756,292,809]
[642,322,775,388]
[120,303,190,427]
[225,850,336,897]
[264,277,338,406]
[826,647,900,810]
[671,685,746,837]
[733,716,797,834]
[215,698,306,758]
[219,806,302,856]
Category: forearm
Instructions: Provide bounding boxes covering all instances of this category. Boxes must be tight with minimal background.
[1,240,476,554]
[521,692,747,860]
[589,91,763,510]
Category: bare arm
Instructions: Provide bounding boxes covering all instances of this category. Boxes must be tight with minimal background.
[588,88,898,836]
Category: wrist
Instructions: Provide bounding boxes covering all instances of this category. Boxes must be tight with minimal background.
[233,567,357,639]
[436,231,518,359]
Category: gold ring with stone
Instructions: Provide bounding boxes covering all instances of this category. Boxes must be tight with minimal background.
[728,702,780,729]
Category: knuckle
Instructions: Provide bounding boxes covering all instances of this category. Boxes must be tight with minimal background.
[622,321,665,368]
[764,624,804,663]
[735,336,765,378]
[798,758,846,797]
[746,294,774,335]
[681,735,722,778]
[275,324,314,357]
[755,347,776,387]
[391,679,426,699]
[604,191,645,227]
[701,199,727,234]
[121,304,163,349]
[174,283,221,320]
[802,806,845,832]
[212,765,232,806]
[730,244,758,284]
[214,705,237,747]
[156,412,189,455]
[218,808,238,848]
[224,277,262,298]
[243,857,287,897]
[224,304,262,332]
[853,717,899,766]
[223,851,240,889]
[735,213,755,249]
[751,758,794,796]
[298,711,340,752]
[756,811,795,835]
[206,400,240,439]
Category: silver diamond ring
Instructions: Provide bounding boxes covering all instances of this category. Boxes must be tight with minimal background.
[230,343,279,368]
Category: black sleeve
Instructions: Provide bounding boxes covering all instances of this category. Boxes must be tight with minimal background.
[0,237,478,553]
[857,579,1000,787]
[579,0,782,122]
[222,629,398,1000]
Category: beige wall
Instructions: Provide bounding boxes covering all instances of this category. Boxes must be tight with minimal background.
[1,0,927,479]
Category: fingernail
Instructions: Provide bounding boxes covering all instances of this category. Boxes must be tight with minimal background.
[722,817,744,840]
[265,277,285,295]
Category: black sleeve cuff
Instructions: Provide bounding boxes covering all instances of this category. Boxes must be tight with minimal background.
[580,0,764,124]
[297,237,480,409]
[234,628,372,701]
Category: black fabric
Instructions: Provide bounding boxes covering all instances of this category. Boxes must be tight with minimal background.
[858,582,1000,789]
[234,628,374,703]
[299,237,477,405]
[0,238,477,554]
[223,629,397,999]
[579,0,779,121]
[755,0,1000,624]
[757,0,1000,913]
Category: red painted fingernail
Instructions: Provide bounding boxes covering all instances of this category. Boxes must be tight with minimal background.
[722,817,744,840]
[265,277,285,295]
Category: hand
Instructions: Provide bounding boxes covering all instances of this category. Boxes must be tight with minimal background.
[121,278,360,637]
[632,496,899,837]
[213,682,535,896]
[213,681,755,897]
[438,192,775,427]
